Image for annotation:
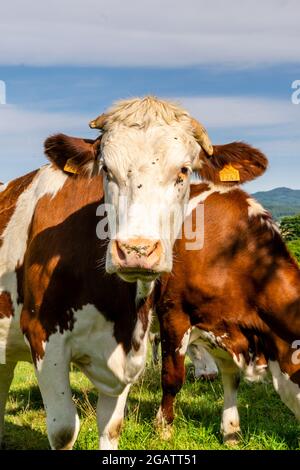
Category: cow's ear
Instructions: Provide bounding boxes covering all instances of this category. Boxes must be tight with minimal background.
[194,142,268,185]
[44,134,101,176]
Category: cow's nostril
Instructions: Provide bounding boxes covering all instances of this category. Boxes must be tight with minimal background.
[116,240,127,261]
[112,238,162,268]
[147,241,159,258]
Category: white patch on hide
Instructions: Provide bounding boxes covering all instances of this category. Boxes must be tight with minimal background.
[269,360,300,420]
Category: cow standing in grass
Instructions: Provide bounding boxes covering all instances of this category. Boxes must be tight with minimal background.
[150,330,218,380]
[0,96,216,450]
[155,145,300,444]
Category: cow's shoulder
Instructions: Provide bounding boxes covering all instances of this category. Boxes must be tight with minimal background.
[31,172,104,233]
[0,170,38,240]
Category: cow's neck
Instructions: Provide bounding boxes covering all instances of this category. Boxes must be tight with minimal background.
[118,280,153,354]
[136,280,155,306]
[135,280,155,331]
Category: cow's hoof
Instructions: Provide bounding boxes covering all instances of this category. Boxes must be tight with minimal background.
[159,424,173,441]
[223,432,241,446]
[188,366,218,382]
[198,372,218,381]
[155,408,173,441]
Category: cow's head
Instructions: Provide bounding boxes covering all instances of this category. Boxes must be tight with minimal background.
[90,97,215,281]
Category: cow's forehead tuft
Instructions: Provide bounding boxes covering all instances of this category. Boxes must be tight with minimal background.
[101,124,199,176]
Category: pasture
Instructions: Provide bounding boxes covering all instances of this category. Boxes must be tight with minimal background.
[2,190,300,451]
[3,359,300,450]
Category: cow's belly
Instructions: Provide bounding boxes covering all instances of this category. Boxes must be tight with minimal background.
[69,305,148,396]
[189,327,231,361]
[189,327,268,382]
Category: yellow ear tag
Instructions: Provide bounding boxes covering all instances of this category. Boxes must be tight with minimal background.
[219,164,240,182]
[63,161,80,175]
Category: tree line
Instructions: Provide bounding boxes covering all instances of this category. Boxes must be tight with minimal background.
[280,214,300,262]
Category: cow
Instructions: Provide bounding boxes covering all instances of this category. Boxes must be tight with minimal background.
[155,143,300,445]
[0,96,217,450]
[186,342,218,380]
[149,330,218,380]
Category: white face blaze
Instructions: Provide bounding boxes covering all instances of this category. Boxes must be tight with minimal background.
[102,123,200,279]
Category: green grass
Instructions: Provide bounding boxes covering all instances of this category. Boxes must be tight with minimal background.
[288,239,300,263]
[3,361,300,450]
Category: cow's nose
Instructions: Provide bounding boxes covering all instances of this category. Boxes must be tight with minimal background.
[111,238,162,270]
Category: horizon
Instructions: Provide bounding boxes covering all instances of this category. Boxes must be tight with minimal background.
[252,186,300,193]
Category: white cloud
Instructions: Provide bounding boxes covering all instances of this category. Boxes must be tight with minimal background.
[176,96,299,128]
[1,95,297,144]
[253,139,300,159]
[0,96,299,190]
[0,105,95,181]
[0,0,299,67]
[0,105,91,135]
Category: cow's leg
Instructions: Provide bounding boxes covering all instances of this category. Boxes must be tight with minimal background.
[34,354,79,450]
[157,351,186,431]
[150,333,160,365]
[0,362,16,448]
[269,360,300,420]
[156,321,190,439]
[187,344,218,380]
[216,358,241,445]
[97,385,130,450]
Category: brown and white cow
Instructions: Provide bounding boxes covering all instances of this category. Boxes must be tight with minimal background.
[150,329,218,379]
[0,96,216,450]
[155,144,300,444]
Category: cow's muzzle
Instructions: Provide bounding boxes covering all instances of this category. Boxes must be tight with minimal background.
[110,238,163,281]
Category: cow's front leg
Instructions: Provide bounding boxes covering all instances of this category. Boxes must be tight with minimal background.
[97,385,130,450]
[33,344,79,450]
[216,358,241,445]
[156,317,190,439]
[0,362,16,448]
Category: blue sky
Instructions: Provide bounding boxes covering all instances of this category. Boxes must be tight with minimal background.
[0,0,299,192]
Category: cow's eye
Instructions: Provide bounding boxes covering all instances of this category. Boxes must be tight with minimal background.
[102,164,108,173]
[180,167,189,175]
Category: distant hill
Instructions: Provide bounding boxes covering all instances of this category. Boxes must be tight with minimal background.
[252,187,300,219]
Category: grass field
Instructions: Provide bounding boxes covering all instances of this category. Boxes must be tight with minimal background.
[3,360,300,450]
